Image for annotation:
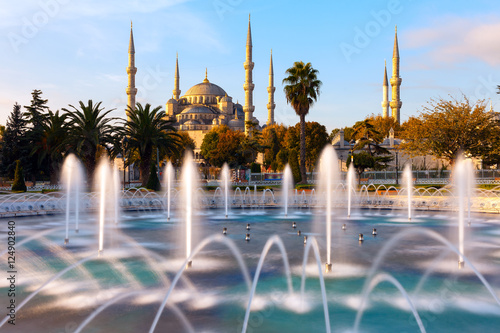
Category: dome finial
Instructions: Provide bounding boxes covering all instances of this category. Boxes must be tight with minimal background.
[203,68,209,83]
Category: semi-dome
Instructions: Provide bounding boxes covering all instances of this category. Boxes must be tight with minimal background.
[184,81,226,97]
[184,119,201,125]
[228,117,244,128]
[167,98,178,104]
[180,105,216,114]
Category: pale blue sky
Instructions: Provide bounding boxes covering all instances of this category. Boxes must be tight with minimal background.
[1,0,500,133]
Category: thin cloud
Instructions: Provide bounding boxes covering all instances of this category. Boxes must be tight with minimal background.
[405,15,500,66]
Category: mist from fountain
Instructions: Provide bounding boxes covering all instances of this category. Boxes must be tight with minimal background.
[403,164,413,221]
[453,157,474,266]
[283,164,293,217]
[221,163,230,218]
[316,145,340,269]
[95,158,120,254]
[347,163,356,218]
[61,154,85,243]
[164,161,174,221]
[180,152,199,263]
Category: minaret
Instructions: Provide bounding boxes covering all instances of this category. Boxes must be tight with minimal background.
[243,14,255,135]
[126,22,137,121]
[173,53,181,100]
[382,60,389,118]
[390,26,402,124]
[267,50,275,126]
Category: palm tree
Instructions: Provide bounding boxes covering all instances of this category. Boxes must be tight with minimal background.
[122,103,181,187]
[63,100,117,182]
[283,61,321,183]
[33,110,69,184]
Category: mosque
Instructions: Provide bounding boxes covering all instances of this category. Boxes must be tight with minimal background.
[125,17,275,161]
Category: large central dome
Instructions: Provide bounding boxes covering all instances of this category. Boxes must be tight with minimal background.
[184,74,227,97]
[184,82,226,97]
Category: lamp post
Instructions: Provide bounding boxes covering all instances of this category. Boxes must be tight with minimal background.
[349,139,356,163]
[121,136,128,190]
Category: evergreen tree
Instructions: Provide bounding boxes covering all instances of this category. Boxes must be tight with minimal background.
[1,103,27,178]
[12,160,27,192]
[24,89,50,184]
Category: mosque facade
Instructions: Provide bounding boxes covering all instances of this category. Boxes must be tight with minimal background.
[126,17,275,160]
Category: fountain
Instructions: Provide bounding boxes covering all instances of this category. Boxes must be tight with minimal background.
[61,154,85,243]
[180,152,199,268]
[453,157,474,268]
[164,161,174,221]
[316,145,340,272]
[347,163,356,218]
[283,164,293,216]
[403,164,413,221]
[1,149,500,332]
[221,163,230,218]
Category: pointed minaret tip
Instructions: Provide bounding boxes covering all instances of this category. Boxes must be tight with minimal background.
[128,22,135,54]
[246,14,252,46]
[383,61,388,86]
[269,49,274,75]
[393,26,399,58]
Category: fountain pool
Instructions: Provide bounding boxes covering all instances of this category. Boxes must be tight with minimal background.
[1,207,500,333]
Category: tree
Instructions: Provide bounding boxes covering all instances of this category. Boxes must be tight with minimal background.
[283,61,322,184]
[168,132,196,167]
[123,103,181,186]
[1,103,27,178]
[23,89,50,184]
[346,151,374,184]
[63,100,117,182]
[286,122,329,171]
[200,125,246,168]
[146,162,161,191]
[399,96,499,165]
[11,160,27,192]
[260,124,288,171]
[288,149,301,184]
[352,119,391,156]
[32,110,69,184]
[366,114,401,139]
[329,126,354,143]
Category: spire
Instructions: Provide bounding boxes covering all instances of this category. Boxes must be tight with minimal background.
[126,22,138,119]
[246,14,252,47]
[390,25,402,124]
[243,14,255,136]
[267,49,275,126]
[128,21,135,54]
[203,68,209,83]
[490,100,494,113]
[393,25,399,58]
[382,60,389,118]
[383,60,388,86]
[173,52,181,100]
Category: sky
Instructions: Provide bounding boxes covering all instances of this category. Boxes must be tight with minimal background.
[1,0,500,134]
